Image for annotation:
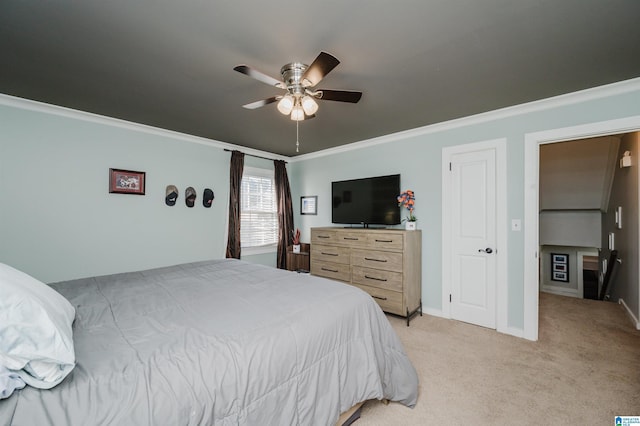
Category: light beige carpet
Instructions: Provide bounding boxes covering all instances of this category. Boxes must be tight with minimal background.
[358,292,640,425]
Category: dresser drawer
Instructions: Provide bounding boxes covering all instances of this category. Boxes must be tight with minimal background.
[311,261,351,282]
[336,232,367,247]
[311,230,338,245]
[352,266,403,292]
[351,283,403,315]
[311,244,350,264]
[351,249,403,273]
[367,233,404,251]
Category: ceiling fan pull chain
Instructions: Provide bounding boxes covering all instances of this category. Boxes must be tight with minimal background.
[296,119,299,153]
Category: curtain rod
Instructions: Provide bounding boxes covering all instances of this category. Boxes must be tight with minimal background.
[224,149,287,164]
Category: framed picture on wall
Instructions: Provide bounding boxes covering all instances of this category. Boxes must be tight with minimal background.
[300,195,317,215]
[552,271,568,281]
[550,253,569,282]
[109,168,146,195]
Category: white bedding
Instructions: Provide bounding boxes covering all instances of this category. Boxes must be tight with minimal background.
[0,367,25,400]
[0,263,76,395]
[0,259,418,425]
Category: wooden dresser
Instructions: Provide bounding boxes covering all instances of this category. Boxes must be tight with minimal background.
[310,227,422,324]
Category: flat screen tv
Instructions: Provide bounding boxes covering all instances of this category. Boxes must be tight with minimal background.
[332,174,401,227]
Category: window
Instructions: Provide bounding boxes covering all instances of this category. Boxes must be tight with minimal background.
[240,167,278,253]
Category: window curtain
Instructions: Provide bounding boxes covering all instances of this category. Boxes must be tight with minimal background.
[226,150,244,259]
[274,160,294,269]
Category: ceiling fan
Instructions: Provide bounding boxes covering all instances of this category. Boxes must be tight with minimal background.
[234,52,362,121]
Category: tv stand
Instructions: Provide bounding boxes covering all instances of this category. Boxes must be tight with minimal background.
[310,227,422,325]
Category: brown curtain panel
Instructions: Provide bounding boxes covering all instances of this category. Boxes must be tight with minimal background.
[226,150,244,259]
[274,160,294,269]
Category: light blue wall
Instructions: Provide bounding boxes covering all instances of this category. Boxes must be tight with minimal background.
[0,102,276,282]
[2,82,639,333]
[290,83,640,331]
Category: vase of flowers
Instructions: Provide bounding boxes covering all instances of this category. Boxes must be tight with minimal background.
[397,190,417,230]
[292,228,301,253]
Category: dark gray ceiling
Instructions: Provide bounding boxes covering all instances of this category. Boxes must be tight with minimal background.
[2,0,640,157]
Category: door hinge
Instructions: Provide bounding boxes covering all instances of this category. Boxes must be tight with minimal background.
[449,294,452,303]
[449,162,452,171]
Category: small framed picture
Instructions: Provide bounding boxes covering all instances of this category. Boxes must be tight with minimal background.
[553,263,567,272]
[552,271,567,282]
[550,253,569,282]
[552,254,567,264]
[109,168,146,195]
[300,195,317,215]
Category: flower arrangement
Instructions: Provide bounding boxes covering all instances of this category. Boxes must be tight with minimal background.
[397,190,416,222]
[292,228,302,252]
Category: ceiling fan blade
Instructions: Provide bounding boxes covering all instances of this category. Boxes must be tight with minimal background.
[301,52,340,87]
[317,89,362,103]
[242,96,280,109]
[234,65,285,88]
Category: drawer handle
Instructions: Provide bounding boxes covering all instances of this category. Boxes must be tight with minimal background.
[372,295,388,301]
[375,239,393,243]
[321,267,339,273]
[365,275,387,282]
[343,237,359,241]
[364,257,387,263]
[317,235,330,239]
[321,252,339,256]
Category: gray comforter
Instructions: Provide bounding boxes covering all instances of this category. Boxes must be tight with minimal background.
[1,259,418,425]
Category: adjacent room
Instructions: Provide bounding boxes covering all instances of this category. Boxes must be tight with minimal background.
[1,1,640,425]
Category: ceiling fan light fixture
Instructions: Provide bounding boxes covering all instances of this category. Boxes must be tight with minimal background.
[301,95,318,115]
[290,104,305,121]
[277,95,294,115]
[234,52,363,148]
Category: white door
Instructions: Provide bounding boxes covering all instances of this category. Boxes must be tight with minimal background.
[448,148,497,328]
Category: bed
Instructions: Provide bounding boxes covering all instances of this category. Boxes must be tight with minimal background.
[0,259,418,425]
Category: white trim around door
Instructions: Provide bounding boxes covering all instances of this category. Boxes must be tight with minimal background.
[523,115,640,341]
[442,138,508,334]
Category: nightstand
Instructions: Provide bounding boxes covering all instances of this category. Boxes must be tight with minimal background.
[286,243,310,272]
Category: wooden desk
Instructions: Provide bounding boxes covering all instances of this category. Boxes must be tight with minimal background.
[286,243,310,272]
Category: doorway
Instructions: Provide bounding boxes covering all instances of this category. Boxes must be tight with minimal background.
[524,115,640,341]
[538,136,619,299]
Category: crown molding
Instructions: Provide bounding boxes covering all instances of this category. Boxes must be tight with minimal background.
[290,77,640,162]
[3,76,639,164]
[0,93,289,162]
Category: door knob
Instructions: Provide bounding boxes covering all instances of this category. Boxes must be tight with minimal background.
[478,247,493,254]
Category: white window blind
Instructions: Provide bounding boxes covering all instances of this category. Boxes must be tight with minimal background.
[240,167,278,250]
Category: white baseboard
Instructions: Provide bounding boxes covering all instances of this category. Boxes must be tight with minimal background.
[422,306,444,318]
[422,306,527,339]
[540,286,580,298]
[618,298,640,330]
[500,326,525,339]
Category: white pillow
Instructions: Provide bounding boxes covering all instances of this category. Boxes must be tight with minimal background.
[0,263,76,389]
